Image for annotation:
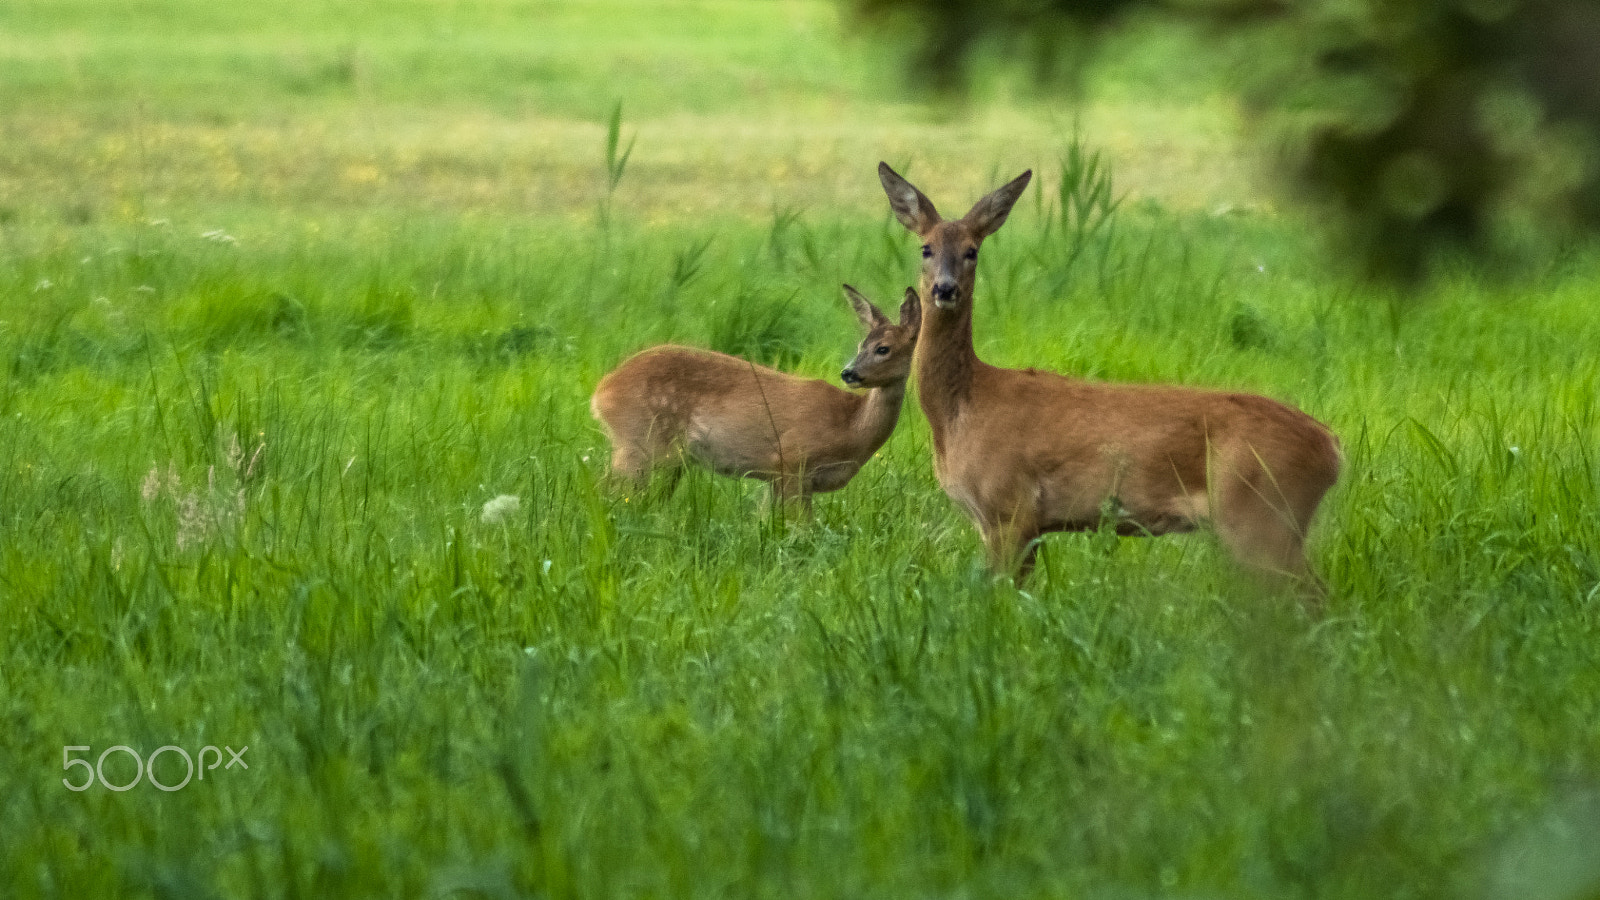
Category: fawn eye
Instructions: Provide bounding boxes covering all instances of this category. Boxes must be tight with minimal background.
[964,247,978,261]
[874,345,890,355]
[921,245,932,259]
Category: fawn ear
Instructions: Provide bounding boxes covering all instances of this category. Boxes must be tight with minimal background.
[843,284,888,330]
[878,162,941,235]
[964,170,1032,239]
[897,287,922,331]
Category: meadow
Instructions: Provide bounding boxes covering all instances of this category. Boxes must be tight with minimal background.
[2,1,1599,897]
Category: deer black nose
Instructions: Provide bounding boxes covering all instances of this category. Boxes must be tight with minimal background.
[840,367,861,385]
[931,281,958,302]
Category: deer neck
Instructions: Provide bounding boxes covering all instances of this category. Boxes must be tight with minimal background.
[851,378,907,455]
[913,301,978,456]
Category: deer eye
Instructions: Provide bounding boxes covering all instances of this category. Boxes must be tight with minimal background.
[921,245,933,259]
[874,345,890,355]
[964,247,978,261]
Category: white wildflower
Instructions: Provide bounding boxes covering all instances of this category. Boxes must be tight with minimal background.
[175,486,244,551]
[32,279,53,292]
[139,468,163,503]
[481,494,522,525]
[175,491,209,550]
[147,463,244,550]
[139,464,179,503]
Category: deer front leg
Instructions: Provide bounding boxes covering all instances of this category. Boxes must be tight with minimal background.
[605,445,686,505]
[979,510,1041,581]
[766,474,814,520]
[604,445,654,491]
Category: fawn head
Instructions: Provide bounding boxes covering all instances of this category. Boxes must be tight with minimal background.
[877,163,1032,311]
[840,285,920,388]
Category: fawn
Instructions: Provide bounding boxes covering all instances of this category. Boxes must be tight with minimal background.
[878,162,1341,590]
[591,285,921,510]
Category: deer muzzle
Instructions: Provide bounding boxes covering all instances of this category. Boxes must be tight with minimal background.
[930,280,960,309]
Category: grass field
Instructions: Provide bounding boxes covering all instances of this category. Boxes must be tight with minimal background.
[3,1,1600,898]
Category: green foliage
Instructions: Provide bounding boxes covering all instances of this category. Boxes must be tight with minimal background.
[2,1,1599,898]
[603,101,636,197]
[4,193,1599,900]
[1056,137,1121,244]
[708,286,811,369]
[851,0,1600,283]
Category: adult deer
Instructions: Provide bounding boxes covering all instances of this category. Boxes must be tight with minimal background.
[878,162,1341,590]
[591,285,920,510]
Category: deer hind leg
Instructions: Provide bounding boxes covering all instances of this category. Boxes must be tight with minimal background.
[1213,464,1326,608]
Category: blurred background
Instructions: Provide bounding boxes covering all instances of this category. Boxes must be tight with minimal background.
[2,1,1271,233]
[6,0,1600,280]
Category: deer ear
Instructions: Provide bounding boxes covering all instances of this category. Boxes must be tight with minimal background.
[963,169,1032,239]
[898,287,922,331]
[878,162,940,235]
[843,284,887,330]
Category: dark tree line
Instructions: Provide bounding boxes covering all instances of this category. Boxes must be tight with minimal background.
[852,0,1600,283]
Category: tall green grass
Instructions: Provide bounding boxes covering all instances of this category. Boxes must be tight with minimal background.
[3,0,1599,897]
[4,194,1598,898]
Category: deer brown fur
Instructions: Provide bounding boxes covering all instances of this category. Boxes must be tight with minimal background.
[878,162,1342,588]
[591,285,920,509]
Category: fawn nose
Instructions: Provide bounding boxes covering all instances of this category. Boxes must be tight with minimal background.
[931,280,959,306]
[840,367,861,386]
